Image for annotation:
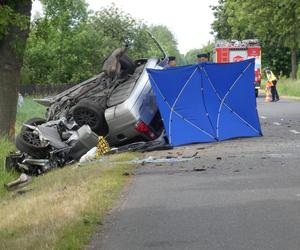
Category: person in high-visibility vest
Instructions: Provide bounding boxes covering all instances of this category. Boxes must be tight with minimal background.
[265,80,273,102]
[264,67,279,102]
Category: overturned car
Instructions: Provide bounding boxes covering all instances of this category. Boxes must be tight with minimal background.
[7,36,168,175]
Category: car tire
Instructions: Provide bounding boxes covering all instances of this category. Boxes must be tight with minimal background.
[16,117,49,158]
[72,100,108,135]
[16,131,49,159]
[255,89,258,98]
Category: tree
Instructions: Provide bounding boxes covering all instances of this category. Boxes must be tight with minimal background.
[275,0,300,79]
[0,0,32,139]
[22,4,183,85]
[232,0,300,79]
[211,0,232,40]
[185,42,214,64]
[211,0,300,78]
[149,25,183,64]
[23,4,152,84]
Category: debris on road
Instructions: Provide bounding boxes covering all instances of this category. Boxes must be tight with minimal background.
[128,156,195,165]
[182,151,198,158]
[192,167,206,172]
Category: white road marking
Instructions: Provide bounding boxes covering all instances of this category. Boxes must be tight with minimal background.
[260,116,267,119]
[289,130,300,134]
[273,122,281,126]
[280,118,284,121]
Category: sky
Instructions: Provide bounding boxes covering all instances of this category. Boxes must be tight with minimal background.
[32,0,219,54]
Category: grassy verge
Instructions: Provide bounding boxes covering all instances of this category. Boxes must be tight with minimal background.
[277,78,300,97]
[1,97,139,249]
[0,97,46,197]
[16,97,46,132]
[260,78,300,97]
[0,138,18,197]
[0,153,136,250]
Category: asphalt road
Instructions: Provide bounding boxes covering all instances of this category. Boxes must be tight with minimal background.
[87,95,300,250]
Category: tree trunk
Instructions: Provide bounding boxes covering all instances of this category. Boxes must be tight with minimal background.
[0,1,32,139]
[291,47,298,80]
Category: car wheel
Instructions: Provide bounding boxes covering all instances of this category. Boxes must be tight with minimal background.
[72,100,108,135]
[16,117,49,158]
[255,89,258,98]
[16,130,49,159]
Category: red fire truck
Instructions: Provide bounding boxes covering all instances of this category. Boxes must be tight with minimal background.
[213,39,261,97]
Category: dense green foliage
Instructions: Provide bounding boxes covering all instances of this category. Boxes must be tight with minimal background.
[21,2,182,85]
[211,0,300,79]
[0,1,29,40]
[184,42,214,65]
[18,0,300,83]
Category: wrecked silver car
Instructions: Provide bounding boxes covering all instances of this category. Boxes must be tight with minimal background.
[37,34,167,146]
[7,34,168,175]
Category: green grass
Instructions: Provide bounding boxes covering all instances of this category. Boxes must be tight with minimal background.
[277,78,300,97]
[0,138,17,197]
[0,154,135,250]
[261,78,300,97]
[15,97,46,132]
[0,97,138,249]
[0,97,46,198]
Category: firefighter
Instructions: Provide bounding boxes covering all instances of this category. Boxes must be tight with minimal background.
[197,53,210,63]
[264,67,279,102]
[166,56,176,68]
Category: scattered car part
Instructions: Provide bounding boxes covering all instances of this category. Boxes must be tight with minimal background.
[37,125,68,149]
[68,125,99,160]
[5,152,25,172]
[115,131,171,153]
[4,173,32,191]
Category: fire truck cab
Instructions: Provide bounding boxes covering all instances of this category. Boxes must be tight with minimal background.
[213,39,261,97]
